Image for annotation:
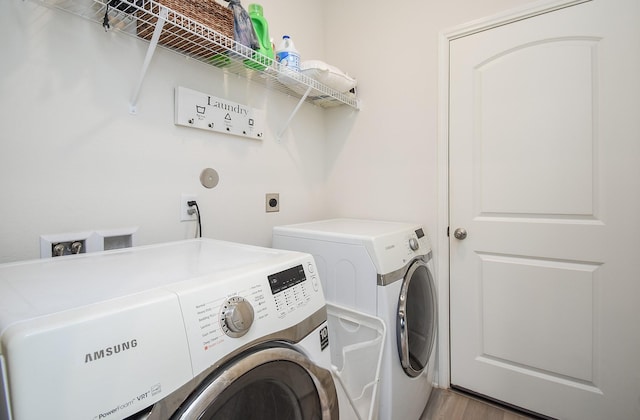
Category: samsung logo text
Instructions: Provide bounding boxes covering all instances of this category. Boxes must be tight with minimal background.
[85,339,138,363]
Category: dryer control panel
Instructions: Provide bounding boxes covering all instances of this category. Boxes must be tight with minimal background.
[369,226,432,274]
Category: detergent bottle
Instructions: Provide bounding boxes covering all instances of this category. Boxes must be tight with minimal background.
[244,4,274,70]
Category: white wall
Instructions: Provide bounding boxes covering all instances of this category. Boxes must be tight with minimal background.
[0,0,536,264]
[0,0,332,263]
[322,0,537,254]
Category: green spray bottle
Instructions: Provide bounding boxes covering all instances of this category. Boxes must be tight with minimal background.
[244,4,275,70]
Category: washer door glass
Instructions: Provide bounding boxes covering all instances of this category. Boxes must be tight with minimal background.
[173,346,337,420]
[396,260,437,377]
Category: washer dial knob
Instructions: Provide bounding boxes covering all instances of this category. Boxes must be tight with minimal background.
[220,296,254,338]
[409,237,420,251]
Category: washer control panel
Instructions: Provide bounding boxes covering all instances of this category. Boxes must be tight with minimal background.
[175,256,325,376]
[268,264,318,318]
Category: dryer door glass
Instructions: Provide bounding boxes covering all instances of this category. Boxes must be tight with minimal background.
[174,346,338,420]
[396,260,437,377]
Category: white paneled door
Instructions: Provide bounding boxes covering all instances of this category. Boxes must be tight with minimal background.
[449,1,640,419]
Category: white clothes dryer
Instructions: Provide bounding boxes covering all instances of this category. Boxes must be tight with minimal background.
[273,219,438,420]
[0,239,338,420]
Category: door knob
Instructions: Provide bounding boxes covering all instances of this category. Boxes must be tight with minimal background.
[453,228,467,240]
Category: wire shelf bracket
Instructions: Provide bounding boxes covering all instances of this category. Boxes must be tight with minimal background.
[129,6,168,114]
[276,85,313,141]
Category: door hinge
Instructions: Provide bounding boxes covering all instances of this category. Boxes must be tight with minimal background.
[447,226,450,237]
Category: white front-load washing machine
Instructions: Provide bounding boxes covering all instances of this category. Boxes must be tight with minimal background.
[273,219,438,420]
[0,238,338,420]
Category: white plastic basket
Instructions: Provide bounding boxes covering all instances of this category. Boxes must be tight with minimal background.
[327,303,386,420]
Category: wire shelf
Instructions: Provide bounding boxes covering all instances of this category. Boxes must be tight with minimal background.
[28,0,360,110]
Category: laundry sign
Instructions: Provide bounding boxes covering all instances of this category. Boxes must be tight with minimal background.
[174,86,265,139]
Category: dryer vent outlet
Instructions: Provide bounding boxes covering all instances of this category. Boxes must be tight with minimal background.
[266,193,279,212]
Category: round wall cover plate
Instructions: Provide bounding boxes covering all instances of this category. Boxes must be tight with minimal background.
[200,168,219,189]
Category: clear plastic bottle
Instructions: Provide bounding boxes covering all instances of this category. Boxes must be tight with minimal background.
[275,35,300,72]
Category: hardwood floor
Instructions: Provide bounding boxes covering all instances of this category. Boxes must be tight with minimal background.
[421,388,538,420]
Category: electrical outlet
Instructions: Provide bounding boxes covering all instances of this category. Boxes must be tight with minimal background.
[181,194,197,221]
[266,193,279,212]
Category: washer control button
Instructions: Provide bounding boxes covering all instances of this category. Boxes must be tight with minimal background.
[409,237,420,251]
[220,296,254,338]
